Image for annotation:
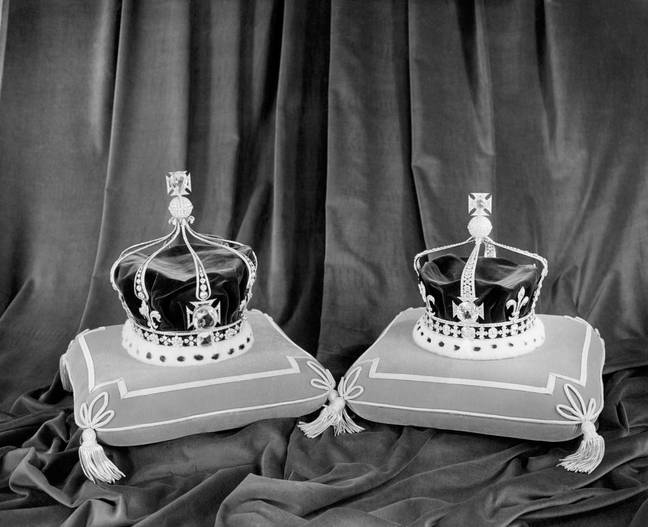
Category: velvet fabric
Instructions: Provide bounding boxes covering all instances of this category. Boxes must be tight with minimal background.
[419,254,540,323]
[2,1,648,526]
[116,242,253,330]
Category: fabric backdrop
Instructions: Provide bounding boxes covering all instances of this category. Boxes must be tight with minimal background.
[1,0,648,525]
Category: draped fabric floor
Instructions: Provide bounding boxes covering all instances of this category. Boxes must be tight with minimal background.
[1,1,648,525]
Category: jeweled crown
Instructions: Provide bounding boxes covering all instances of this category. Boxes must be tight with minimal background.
[413,193,548,359]
[110,171,258,366]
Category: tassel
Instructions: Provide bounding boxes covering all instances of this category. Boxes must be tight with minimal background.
[78,428,125,484]
[298,390,364,438]
[555,384,605,474]
[558,421,605,474]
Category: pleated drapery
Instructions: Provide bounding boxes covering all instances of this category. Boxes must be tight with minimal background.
[2,0,647,402]
[1,2,648,525]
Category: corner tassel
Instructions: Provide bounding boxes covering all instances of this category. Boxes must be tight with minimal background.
[555,383,605,474]
[76,392,124,483]
[79,428,125,484]
[298,365,364,438]
[558,421,605,474]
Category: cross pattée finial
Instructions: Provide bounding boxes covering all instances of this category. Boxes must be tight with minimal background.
[468,193,492,217]
[166,171,192,197]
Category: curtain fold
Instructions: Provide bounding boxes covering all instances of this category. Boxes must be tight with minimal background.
[1,0,647,405]
[0,0,9,98]
[1,1,648,523]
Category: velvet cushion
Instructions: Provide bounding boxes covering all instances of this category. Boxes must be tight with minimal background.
[59,310,329,446]
[419,255,540,323]
[345,308,605,441]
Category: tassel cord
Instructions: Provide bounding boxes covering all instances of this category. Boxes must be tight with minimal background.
[556,384,605,474]
[77,392,125,484]
[79,429,125,484]
[298,364,364,438]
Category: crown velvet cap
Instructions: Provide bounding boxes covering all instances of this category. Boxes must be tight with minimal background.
[110,172,258,366]
[418,255,540,324]
[115,243,253,330]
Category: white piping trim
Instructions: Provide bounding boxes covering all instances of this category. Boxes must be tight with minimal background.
[78,327,105,391]
[349,399,600,425]
[99,392,325,432]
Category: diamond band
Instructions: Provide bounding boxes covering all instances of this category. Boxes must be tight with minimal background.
[421,309,536,340]
[413,310,545,360]
[122,318,254,366]
[128,316,244,348]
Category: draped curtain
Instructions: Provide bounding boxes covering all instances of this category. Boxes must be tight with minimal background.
[1,1,648,525]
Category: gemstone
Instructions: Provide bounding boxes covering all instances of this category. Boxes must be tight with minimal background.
[170,172,186,189]
[488,327,499,339]
[193,305,218,329]
[454,300,481,323]
[442,325,451,336]
[197,332,212,346]
[461,326,476,339]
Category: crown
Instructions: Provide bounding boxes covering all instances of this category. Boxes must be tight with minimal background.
[110,171,258,366]
[412,193,548,359]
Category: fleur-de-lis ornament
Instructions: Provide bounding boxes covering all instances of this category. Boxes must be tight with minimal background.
[506,287,529,321]
[139,299,161,329]
[418,281,436,313]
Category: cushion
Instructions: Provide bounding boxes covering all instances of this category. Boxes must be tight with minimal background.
[60,309,331,448]
[344,308,605,442]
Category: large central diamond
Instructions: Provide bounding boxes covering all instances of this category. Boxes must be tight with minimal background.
[452,300,483,323]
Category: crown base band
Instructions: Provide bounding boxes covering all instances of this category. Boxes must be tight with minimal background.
[122,319,254,366]
[413,315,545,360]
